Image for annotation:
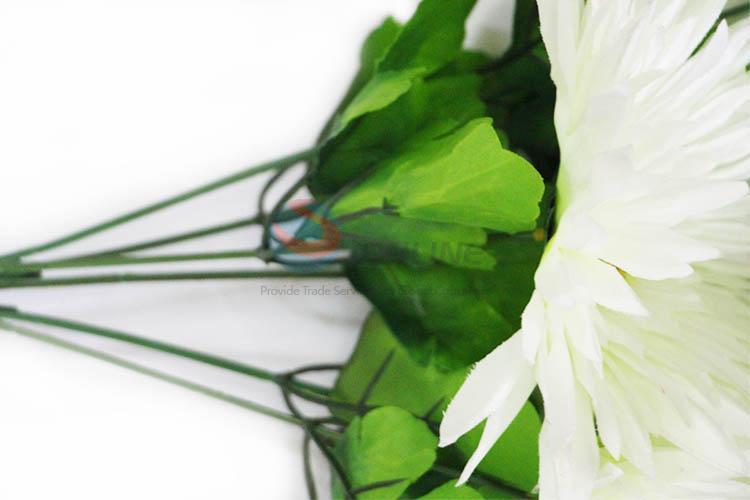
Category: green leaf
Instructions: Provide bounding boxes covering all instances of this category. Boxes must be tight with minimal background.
[482,53,557,180]
[312,73,486,196]
[509,0,541,53]
[339,215,496,270]
[358,18,403,85]
[455,405,541,494]
[332,312,466,418]
[473,235,546,322]
[419,481,482,499]
[434,50,492,77]
[326,0,476,140]
[333,118,544,235]
[378,0,476,74]
[332,68,424,137]
[287,201,495,269]
[311,0,483,195]
[316,17,403,141]
[344,234,544,370]
[333,406,438,500]
[333,312,542,492]
[346,263,513,369]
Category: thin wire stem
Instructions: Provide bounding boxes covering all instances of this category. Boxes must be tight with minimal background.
[258,167,291,222]
[350,479,407,495]
[282,386,354,500]
[0,268,343,289]
[0,320,302,426]
[722,4,748,20]
[2,250,266,272]
[431,464,534,499]
[261,175,309,253]
[0,307,327,395]
[0,312,534,497]
[302,435,319,500]
[56,215,262,261]
[0,148,318,262]
[356,350,394,408]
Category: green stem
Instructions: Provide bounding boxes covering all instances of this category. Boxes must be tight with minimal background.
[431,464,534,499]
[302,435,319,500]
[0,320,302,426]
[261,175,308,252]
[0,307,327,395]
[60,215,263,261]
[722,4,748,20]
[4,249,268,272]
[0,268,343,289]
[0,148,319,262]
[0,313,533,497]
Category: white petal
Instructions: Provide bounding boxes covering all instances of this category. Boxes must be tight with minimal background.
[457,396,534,485]
[538,382,599,500]
[521,290,545,362]
[536,0,584,98]
[439,333,535,447]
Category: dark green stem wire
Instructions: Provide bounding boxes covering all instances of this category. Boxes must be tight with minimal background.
[723,4,749,20]
[0,308,535,498]
[3,250,266,272]
[0,320,302,426]
[0,307,327,396]
[49,215,263,262]
[0,147,318,262]
[0,269,343,289]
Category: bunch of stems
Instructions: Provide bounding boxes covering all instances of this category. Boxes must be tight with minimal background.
[0,306,532,499]
[0,145,537,498]
[0,147,344,289]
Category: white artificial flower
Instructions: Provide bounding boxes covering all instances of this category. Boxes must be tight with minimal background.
[594,441,750,500]
[440,1,750,498]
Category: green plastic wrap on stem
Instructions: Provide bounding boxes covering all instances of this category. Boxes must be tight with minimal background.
[0,147,319,262]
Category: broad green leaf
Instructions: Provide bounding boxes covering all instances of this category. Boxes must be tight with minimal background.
[340,215,495,270]
[379,0,476,74]
[331,68,424,136]
[472,235,546,322]
[482,54,557,181]
[455,405,541,494]
[333,312,542,492]
[346,263,513,369]
[357,18,403,89]
[311,73,486,195]
[333,118,544,234]
[434,50,491,77]
[475,485,525,500]
[333,406,437,500]
[479,0,557,182]
[508,0,541,54]
[288,204,494,269]
[419,481,482,499]
[326,0,476,140]
[332,312,467,418]
[310,0,484,195]
[344,235,544,370]
[316,18,403,141]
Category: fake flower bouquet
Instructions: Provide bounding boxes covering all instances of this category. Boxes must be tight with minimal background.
[1,1,748,499]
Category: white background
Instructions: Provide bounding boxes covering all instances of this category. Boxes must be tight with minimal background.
[0,1,513,498]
